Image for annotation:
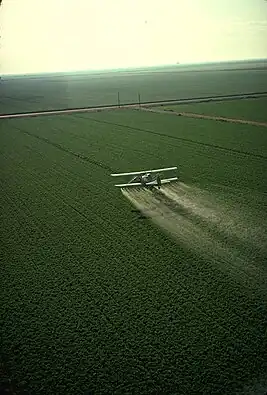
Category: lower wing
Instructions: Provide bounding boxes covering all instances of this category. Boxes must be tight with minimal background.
[146,177,178,185]
[115,177,178,187]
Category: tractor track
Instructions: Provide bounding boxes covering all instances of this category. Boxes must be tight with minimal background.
[80,116,267,161]
[12,125,114,173]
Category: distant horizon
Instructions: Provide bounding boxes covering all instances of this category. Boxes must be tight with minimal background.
[1,58,267,77]
[1,0,267,75]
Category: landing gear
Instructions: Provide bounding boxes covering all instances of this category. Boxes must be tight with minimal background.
[156,174,161,189]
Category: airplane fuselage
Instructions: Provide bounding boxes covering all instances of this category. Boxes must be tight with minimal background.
[141,173,153,183]
[138,172,161,188]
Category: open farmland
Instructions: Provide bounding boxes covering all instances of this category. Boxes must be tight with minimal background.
[1,59,267,115]
[1,107,267,394]
[155,97,267,123]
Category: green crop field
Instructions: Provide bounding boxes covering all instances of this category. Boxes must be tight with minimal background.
[156,97,267,123]
[1,107,267,394]
[1,60,267,115]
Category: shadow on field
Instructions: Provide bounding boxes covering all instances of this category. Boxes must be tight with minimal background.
[122,182,267,288]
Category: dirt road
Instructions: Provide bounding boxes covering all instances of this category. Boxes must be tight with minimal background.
[140,107,267,127]
[1,92,266,119]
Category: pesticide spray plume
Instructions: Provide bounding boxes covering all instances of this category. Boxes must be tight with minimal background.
[160,183,267,251]
[122,182,267,288]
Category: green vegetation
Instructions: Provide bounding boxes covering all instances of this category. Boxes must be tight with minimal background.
[157,97,267,123]
[1,65,267,114]
[1,107,267,394]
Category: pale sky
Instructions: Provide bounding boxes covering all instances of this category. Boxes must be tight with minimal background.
[1,0,267,74]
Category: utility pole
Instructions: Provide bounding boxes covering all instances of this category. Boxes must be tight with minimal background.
[117,92,120,107]
[138,92,141,108]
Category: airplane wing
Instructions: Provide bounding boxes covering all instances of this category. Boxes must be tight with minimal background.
[111,166,177,177]
[146,177,178,185]
[160,177,178,184]
[115,182,142,187]
[111,171,146,177]
[148,167,177,173]
[115,177,178,188]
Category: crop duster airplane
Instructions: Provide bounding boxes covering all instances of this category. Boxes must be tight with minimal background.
[111,166,178,189]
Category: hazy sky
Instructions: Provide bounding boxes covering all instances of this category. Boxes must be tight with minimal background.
[1,0,267,74]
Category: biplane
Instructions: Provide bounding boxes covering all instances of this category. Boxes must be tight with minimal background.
[111,166,178,189]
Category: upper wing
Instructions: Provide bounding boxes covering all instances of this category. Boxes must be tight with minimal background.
[114,182,142,187]
[149,166,177,174]
[111,166,177,177]
[111,171,146,177]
